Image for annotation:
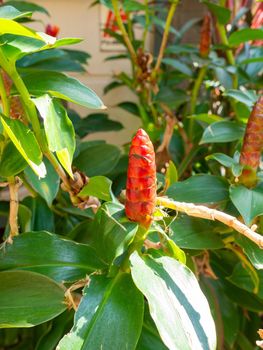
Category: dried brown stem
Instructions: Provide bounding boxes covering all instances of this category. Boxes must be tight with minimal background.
[157,197,263,248]
[7,176,20,242]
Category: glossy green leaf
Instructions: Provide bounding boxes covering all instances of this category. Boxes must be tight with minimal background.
[0,141,27,177]
[189,114,223,125]
[5,1,49,15]
[200,121,245,144]
[79,176,112,201]
[229,29,263,46]
[33,95,75,177]
[230,184,263,225]
[163,58,192,76]
[90,202,138,265]
[202,1,231,24]
[130,252,217,350]
[0,231,106,282]
[57,273,144,350]
[0,270,66,328]
[0,116,46,178]
[24,158,60,206]
[23,72,104,109]
[0,5,32,20]
[168,215,224,249]
[74,113,123,138]
[167,174,229,203]
[236,235,263,270]
[0,19,42,40]
[165,160,178,188]
[117,101,140,116]
[224,89,258,108]
[74,143,121,176]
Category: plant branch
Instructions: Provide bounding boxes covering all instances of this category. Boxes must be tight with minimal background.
[157,197,263,248]
[7,176,20,242]
[0,70,10,116]
[111,0,137,65]
[154,0,179,72]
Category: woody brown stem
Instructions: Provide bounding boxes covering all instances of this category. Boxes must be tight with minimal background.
[157,197,263,248]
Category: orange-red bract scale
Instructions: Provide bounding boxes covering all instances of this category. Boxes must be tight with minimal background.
[199,13,211,58]
[45,24,60,38]
[240,96,263,170]
[125,129,157,227]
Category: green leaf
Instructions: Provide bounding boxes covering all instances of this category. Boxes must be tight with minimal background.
[165,160,178,188]
[22,71,105,109]
[24,158,60,206]
[202,1,231,25]
[5,1,49,15]
[130,252,217,350]
[0,270,66,328]
[229,28,263,46]
[200,121,244,144]
[235,235,263,270]
[207,153,234,168]
[0,19,42,40]
[230,184,263,225]
[163,58,192,76]
[0,231,106,282]
[78,176,112,201]
[57,273,144,350]
[189,113,223,125]
[74,143,121,176]
[168,215,224,249]
[167,174,229,203]
[0,116,46,178]
[0,141,27,177]
[74,113,123,138]
[224,89,258,108]
[117,101,140,116]
[33,95,75,178]
[90,202,138,265]
[0,5,32,20]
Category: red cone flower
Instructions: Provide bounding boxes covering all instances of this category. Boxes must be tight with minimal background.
[199,13,211,58]
[45,24,60,38]
[125,129,157,227]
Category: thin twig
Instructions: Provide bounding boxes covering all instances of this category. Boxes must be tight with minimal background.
[111,0,137,65]
[157,197,263,248]
[154,0,179,72]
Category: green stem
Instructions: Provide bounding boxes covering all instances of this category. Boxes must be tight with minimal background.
[188,65,207,140]
[7,176,19,240]
[0,70,10,116]
[142,0,150,50]
[178,145,202,178]
[154,0,179,72]
[111,0,137,65]
[216,23,238,89]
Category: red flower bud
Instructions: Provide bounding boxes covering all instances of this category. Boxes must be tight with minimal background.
[199,14,211,58]
[45,24,60,38]
[240,96,263,175]
[125,129,156,227]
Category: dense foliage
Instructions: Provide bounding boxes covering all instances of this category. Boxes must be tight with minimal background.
[0,0,262,349]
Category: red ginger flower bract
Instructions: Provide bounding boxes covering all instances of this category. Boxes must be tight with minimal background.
[45,24,60,38]
[240,96,263,170]
[199,13,211,58]
[125,129,157,228]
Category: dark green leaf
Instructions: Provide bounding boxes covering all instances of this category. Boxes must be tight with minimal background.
[5,1,49,15]
[22,71,105,109]
[202,1,231,24]
[130,252,217,350]
[168,215,224,249]
[0,231,106,282]
[0,5,32,20]
[200,121,245,143]
[0,141,27,177]
[230,184,263,225]
[74,143,121,176]
[24,158,60,206]
[79,176,112,201]
[0,271,66,328]
[117,101,140,116]
[162,58,192,76]
[167,174,229,203]
[58,273,144,350]
[0,115,46,177]
[229,29,263,46]
[224,89,258,108]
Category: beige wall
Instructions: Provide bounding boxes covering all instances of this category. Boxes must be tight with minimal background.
[31,0,142,145]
